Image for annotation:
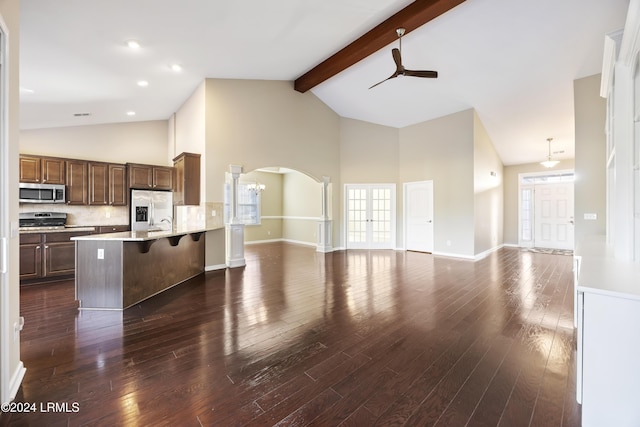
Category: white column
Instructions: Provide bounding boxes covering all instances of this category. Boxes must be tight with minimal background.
[317,176,333,253]
[226,165,246,268]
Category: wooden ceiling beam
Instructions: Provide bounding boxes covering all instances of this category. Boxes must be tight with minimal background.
[294,0,466,93]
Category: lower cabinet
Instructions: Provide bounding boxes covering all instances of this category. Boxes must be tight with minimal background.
[578,290,640,427]
[19,231,92,282]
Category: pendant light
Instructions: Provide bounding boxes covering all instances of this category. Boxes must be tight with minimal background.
[540,137,559,168]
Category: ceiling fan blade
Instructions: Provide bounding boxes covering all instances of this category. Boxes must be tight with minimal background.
[369,74,397,89]
[392,48,402,70]
[404,69,438,78]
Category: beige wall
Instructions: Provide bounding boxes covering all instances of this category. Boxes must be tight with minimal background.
[172,81,206,200]
[502,159,575,245]
[203,79,342,246]
[242,169,321,245]
[2,0,23,403]
[20,120,170,165]
[339,117,399,183]
[399,109,476,257]
[282,171,321,244]
[574,74,606,243]
[243,170,283,242]
[473,111,504,254]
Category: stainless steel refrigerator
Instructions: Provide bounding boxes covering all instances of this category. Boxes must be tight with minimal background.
[130,189,173,231]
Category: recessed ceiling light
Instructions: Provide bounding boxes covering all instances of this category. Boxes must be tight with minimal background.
[170,64,182,72]
[73,112,91,117]
[127,40,140,49]
[126,111,136,116]
[137,80,149,87]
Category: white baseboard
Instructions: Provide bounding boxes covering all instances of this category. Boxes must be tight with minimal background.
[205,263,227,272]
[7,361,26,402]
[244,238,282,245]
[474,244,504,261]
[281,238,316,248]
[432,251,475,260]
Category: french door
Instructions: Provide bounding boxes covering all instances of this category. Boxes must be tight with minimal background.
[345,184,396,249]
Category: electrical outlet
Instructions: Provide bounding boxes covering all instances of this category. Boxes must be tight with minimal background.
[105,210,111,219]
[97,248,104,259]
[211,210,217,217]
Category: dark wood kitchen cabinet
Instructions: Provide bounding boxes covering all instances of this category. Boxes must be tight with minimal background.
[20,231,92,282]
[96,225,129,234]
[109,164,127,205]
[42,158,66,184]
[86,162,127,206]
[19,233,42,279]
[19,156,41,183]
[66,159,88,205]
[173,152,200,206]
[20,155,65,184]
[128,163,173,190]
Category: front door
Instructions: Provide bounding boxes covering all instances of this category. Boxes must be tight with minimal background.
[345,184,395,249]
[534,182,574,250]
[404,181,434,253]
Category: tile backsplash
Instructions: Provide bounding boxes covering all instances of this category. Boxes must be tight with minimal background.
[19,204,129,226]
[20,201,225,229]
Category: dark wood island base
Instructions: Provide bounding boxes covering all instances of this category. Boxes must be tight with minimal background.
[73,228,210,310]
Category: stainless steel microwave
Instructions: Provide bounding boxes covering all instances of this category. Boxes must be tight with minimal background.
[19,183,66,204]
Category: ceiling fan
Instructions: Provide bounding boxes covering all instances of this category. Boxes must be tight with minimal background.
[369,28,438,89]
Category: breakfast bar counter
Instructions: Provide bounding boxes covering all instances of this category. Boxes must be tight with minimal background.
[72,225,222,310]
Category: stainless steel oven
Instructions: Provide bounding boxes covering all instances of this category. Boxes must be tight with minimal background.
[19,183,66,204]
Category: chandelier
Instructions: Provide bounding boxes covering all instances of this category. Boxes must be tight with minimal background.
[247,182,265,194]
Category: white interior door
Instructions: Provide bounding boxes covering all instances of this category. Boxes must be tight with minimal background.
[404,181,434,253]
[534,182,574,250]
[346,184,395,249]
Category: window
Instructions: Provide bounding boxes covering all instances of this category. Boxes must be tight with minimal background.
[224,182,261,225]
[521,187,533,243]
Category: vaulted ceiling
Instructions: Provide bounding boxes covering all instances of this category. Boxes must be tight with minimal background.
[19,0,630,165]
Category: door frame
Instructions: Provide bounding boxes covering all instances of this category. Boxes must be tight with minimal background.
[403,180,434,253]
[0,15,11,404]
[517,169,574,248]
[344,183,396,250]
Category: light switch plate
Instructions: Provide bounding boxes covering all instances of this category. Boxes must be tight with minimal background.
[584,213,597,220]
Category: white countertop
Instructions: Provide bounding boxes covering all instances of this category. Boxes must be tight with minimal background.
[71,224,223,242]
[575,235,640,300]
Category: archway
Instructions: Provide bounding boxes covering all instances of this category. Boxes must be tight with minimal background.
[234,166,331,252]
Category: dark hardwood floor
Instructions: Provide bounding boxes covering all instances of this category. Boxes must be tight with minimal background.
[1,243,580,426]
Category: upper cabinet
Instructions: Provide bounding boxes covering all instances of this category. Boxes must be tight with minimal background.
[173,152,201,206]
[88,162,127,206]
[127,163,173,191]
[109,164,127,205]
[65,160,88,205]
[20,155,65,184]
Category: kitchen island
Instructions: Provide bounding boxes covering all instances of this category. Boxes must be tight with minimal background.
[72,225,221,310]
